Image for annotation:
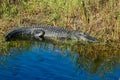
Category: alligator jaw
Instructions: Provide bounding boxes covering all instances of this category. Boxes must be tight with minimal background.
[72,31,99,43]
[79,33,99,42]
[84,36,99,42]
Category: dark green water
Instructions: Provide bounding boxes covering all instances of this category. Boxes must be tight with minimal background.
[0,40,120,80]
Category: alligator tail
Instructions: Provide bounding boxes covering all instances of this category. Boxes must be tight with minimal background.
[5,27,22,41]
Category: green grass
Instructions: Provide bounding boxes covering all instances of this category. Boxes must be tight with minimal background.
[0,0,120,42]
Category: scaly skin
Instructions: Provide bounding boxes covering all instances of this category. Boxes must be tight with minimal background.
[5,26,99,42]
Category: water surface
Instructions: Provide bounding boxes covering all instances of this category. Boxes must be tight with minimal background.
[0,40,120,80]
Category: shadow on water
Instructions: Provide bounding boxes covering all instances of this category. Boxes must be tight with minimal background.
[0,38,120,80]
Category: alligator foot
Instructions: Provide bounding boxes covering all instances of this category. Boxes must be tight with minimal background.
[34,30,45,41]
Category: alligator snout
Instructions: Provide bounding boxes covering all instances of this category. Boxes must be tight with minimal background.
[83,33,99,42]
[80,33,99,42]
[73,31,99,42]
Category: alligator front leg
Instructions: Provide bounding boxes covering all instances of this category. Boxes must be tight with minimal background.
[33,30,45,41]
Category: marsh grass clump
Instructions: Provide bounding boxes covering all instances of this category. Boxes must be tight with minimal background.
[0,0,120,42]
[0,0,120,56]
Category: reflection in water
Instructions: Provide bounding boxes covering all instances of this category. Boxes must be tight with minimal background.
[0,40,120,80]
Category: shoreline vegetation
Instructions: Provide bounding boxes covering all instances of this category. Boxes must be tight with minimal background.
[0,0,120,42]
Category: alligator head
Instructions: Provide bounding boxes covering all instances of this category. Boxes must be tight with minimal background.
[71,30,99,42]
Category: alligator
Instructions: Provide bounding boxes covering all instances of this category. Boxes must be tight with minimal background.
[5,26,99,42]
